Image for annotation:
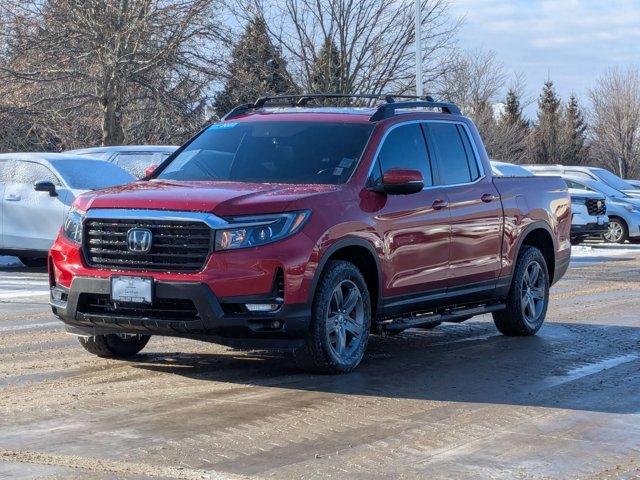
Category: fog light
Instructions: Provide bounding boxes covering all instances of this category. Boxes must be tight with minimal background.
[51,288,63,301]
[245,303,280,312]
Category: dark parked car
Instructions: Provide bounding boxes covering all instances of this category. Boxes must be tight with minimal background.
[50,94,571,373]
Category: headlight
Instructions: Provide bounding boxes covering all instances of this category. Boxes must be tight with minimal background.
[215,211,310,251]
[63,208,84,244]
[623,203,640,213]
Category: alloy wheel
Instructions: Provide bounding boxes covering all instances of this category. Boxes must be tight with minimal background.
[604,220,624,243]
[521,260,546,326]
[325,280,364,361]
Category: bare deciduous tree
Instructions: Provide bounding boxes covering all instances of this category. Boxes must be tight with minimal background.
[228,0,460,98]
[589,67,640,178]
[0,0,228,148]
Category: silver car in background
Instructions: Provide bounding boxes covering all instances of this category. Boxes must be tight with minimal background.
[0,153,134,266]
[497,162,610,244]
[534,172,640,244]
[65,145,178,178]
[526,164,640,199]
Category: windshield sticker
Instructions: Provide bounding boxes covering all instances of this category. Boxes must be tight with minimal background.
[333,167,344,176]
[339,158,354,168]
[208,122,238,130]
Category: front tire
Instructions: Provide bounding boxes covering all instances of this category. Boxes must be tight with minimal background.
[78,334,150,358]
[603,217,628,244]
[294,261,371,373]
[493,246,549,336]
[19,256,47,268]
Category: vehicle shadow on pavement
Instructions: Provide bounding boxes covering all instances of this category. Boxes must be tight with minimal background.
[130,320,640,415]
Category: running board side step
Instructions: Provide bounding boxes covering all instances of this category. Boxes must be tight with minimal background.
[380,303,506,334]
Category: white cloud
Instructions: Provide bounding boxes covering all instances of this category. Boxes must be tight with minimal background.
[446,0,640,118]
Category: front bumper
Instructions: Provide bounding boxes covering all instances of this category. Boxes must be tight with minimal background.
[570,221,608,238]
[51,277,310,348]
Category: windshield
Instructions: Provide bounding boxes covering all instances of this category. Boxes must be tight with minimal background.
[591,168,635,191]
[158,121,374,184]
[113,152,173,178]
[54,160,135,189]
[578,179,627,198]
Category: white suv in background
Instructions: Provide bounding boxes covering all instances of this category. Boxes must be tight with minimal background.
[0,153,134,267]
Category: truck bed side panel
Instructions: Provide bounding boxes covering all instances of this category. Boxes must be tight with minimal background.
[492,175,571,284]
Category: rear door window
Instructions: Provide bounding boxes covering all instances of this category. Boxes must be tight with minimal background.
[427,123,481,185]
[377,123,433,186]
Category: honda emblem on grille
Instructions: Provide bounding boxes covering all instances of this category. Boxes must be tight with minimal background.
[127,228,153,253]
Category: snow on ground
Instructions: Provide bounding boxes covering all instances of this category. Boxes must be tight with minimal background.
[0,256,23,268]
[570,243,640,264]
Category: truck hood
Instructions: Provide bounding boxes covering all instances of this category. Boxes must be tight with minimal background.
[74,180,344,216]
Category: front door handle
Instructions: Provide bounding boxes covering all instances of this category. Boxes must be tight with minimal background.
[481,193,497,203]
[432,199,449,210]
[4,194,20,201]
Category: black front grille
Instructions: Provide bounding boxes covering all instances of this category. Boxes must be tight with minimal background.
[84,218,212,271]
[585,198,606,216]
[77,293,199,321]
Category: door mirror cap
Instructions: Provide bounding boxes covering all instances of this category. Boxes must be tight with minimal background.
[372,168,424,195]
[144,164,159,177]
[34,181,58,197]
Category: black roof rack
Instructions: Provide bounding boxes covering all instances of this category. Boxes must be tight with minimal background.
[221,93,460,121]
[369,100,461,121]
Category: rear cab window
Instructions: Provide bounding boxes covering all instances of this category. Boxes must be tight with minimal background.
[426,122,481,185]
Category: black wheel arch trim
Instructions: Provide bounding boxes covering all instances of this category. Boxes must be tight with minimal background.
[511,220,558,282]
[307,237,383,314]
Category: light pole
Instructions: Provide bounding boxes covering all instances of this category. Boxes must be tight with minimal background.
[415,0,423,97]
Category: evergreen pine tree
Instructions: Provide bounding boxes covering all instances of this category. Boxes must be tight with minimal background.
[561,94,588,165]
[213,17,293,117]
[495,88,529,163]
[501,88,528,129]
[310,37,344,94]
[530,80,563,164]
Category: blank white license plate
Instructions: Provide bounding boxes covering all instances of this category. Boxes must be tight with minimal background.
[111,276,152,304]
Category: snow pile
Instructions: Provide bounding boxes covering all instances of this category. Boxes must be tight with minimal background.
[571,244,640,263]
[0,256,23,267]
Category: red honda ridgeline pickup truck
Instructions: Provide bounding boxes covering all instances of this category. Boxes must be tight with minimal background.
[49,94,571,373]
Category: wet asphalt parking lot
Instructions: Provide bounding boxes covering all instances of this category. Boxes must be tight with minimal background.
[0,244,639,479]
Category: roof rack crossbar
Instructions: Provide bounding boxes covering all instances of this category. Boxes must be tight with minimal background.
[369,100,461,121]
[220,93,459,121]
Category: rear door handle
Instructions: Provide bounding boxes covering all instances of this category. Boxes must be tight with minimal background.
[4,194,20,201]
[432,199,449,210]
[481,193,497,203]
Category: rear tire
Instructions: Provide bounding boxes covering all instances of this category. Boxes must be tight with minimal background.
[294,261,371,374]
[493,246,549,336]
[19,256,47,268]
[78,334,150,358]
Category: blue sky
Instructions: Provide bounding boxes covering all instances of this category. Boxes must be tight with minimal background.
[447,0,640,119]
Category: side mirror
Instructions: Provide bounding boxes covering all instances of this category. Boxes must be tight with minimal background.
[34,181,58,197]
[371,168,424,195]
[144,164,159,177]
